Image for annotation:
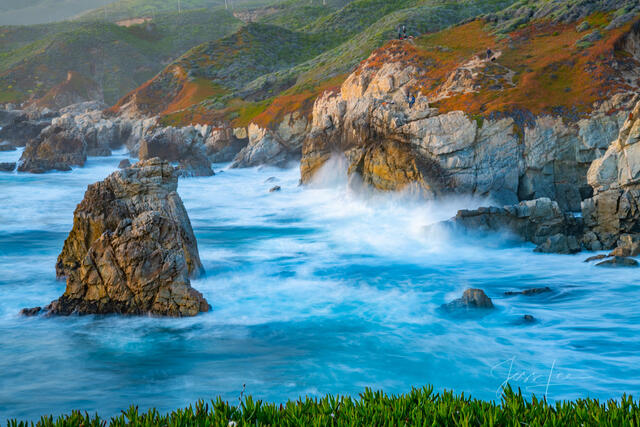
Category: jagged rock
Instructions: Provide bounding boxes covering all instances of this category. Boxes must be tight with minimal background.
[609,234,640,257]
[232,115,309,168]
[300,46,632,210]
[584,254,608,262]
[595,256,639,268]
[269,185,281,192]
[442,288,494,311]
[581,190,640,250]
[50,158,207,317]
[204,125,247,163]
[0,162,16,172]
[139,127,213,177]
[534,233,581,254]
[0,109,24,127]
[0,141,15,151]
[441,198,583,253]
[0,115,51,147]
[118,159,131,169]
[504,287,551,296]
[18,125,86,173]
[20,307,42,316]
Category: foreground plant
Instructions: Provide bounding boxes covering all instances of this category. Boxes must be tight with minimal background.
[8,385,640,426]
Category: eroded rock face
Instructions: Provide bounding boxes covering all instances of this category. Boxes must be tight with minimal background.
[232,113,309,168]
[0,113,53,147]
[205,125,248,163]
[441,198,583,254]
[51,158,207,316]
[139,126,214,177]
[300,44,633,210]
[18,125,86,173]
[582,100,640,250]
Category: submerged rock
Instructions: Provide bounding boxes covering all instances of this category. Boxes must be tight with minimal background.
[50,158,208,317]
[584,254,608,262]
[504,287,551,296]
[595,256,639,268]
[0,162,15,172]
[20,307,42,317]
[442,288,494,311]
[523,314,536,323]
[269,185,281,193]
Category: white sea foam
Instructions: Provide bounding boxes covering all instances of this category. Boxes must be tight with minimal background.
[1,155,640,421]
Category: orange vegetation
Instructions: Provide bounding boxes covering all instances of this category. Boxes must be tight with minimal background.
[249,75,345,129]
[355,15,639,118]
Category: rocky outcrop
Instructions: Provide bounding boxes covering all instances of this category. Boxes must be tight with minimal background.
[300,42,635,211]
[441,198,583,254]
[51,158,208,317]
[0,111,54,147]
[204,125,248,163]
[581,100,640,250]
[18,124,86,173]
[139,126,214,177]
[232,113,310,168]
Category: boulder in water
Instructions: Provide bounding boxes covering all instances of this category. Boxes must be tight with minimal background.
[0,162,15,172]
[49,158,208,317]
[504,287,551,296]
[442,288,494,311]
[118,159,131,169]
[595,256,639,268]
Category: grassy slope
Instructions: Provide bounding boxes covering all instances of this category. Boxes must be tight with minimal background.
[0,8,243,105]
[135,0,514,127]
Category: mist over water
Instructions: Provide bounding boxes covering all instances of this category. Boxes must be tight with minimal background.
[1,153,640,421]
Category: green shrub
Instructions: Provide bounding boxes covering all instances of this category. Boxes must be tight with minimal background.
[7,385,640,426]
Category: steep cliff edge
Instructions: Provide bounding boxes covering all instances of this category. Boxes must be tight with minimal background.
[301,15,640,211]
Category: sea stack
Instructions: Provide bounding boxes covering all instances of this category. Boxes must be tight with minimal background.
[49,158,209,316]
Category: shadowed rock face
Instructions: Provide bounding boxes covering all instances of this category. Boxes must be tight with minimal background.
[139,127,214,177]
[51,158,208,317]
[440,198,583,254]
[582,99,640,250]
[18,125,86,173]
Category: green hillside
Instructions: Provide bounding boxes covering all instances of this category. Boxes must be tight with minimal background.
[0,8,243,105]
[120,0,516,126]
